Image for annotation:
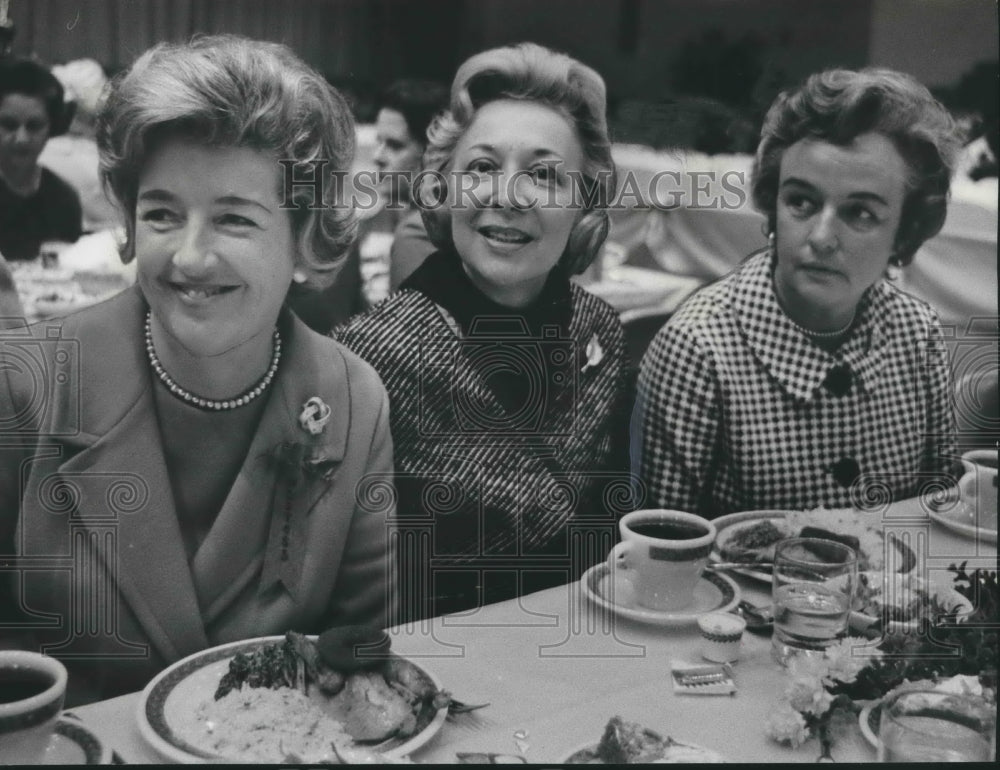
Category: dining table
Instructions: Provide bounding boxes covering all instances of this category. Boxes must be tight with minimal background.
[67,494,996,764]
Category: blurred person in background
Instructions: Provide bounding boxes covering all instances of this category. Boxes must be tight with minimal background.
[40,58,121,232]
[635,68,962,517]
[0,34,395,704]
[337,43,630,622]
[288,78,446,332]
[0,253,25,324]
[376,78,447,292]
[0,57,81,261]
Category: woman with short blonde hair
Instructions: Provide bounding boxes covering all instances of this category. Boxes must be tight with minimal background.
[337,42,630,622]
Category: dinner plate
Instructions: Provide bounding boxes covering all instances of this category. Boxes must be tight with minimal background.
[925,497,998,544]
[560,739,727,763]
[849,571,974,634]
[136,636,448,763]
[859,701,881,750]
[711,509,917,583]
[40,718,113,765]
[581,563,740,626]
[858,676,987,752]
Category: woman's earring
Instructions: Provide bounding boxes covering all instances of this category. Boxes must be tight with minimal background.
[767,231,776,260]
[885,259,902,282]
[292,269,308,284]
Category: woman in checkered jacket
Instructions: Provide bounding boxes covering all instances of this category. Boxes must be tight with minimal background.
[336,43,631,622]
[634,68,963,518]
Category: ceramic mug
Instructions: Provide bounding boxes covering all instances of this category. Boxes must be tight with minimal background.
[0,650,68,763]
[607,510,716,611]
[959,449,998,531]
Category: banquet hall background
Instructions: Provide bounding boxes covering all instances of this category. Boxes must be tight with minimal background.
[2,0,997,392]
[1,3,998,762]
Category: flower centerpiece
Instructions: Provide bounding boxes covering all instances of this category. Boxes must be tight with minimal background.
[766,565,998,754]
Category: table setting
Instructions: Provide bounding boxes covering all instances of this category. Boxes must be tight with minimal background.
[7,230,134,324]
[3,468,996,764]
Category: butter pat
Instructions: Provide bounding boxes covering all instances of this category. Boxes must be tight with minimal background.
[670,660,736,696]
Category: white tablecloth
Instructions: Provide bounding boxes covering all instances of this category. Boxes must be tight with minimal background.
[67,496,995,764]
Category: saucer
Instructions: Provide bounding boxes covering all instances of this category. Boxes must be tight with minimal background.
[41,718,112,764]
[926,495,998,544]
[581,563,740,627]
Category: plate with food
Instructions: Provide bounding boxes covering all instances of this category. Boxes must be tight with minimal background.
[711,508,917,582]
[137,626,451,763]
[561,716,726,763]
[858,675,988,750]
[849,570,974,635]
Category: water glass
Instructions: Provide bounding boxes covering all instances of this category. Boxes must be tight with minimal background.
[771,537,857,665]
[878,689,996,762]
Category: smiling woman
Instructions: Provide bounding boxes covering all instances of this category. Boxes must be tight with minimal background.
[634,68,964,518]
[0,35,396,706]
[336,43,632,622]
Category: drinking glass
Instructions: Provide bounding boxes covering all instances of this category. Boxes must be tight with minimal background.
[771,537,857,666]
[878,689,996,762]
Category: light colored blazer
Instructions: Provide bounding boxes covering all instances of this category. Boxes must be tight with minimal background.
[0,287,396,702]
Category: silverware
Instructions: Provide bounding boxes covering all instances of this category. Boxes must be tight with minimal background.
[455,752,526,763]
[733,600,774,635]
[707,561,774,572]
[708,561,829,582]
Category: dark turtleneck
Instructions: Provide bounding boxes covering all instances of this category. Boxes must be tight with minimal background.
[401,248,574,417]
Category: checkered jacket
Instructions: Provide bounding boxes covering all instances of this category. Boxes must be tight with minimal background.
[335,284,631,562]
[633,251,956,517]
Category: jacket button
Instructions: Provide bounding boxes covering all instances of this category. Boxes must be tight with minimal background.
[831,457,860,488]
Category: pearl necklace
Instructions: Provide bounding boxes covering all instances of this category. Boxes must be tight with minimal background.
[789,312,856,339]
[144,312,281,411]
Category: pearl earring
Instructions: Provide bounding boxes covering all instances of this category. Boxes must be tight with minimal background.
[292,269,307,284]
[767,231,776,260]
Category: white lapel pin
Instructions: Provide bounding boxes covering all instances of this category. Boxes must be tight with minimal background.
[298,396,332,436]
[581,333,605,373]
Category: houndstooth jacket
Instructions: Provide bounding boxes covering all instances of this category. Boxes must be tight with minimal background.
[336,281,632,618]
[633,250,957,518]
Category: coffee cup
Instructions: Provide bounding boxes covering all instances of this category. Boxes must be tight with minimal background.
[607,510,716,611]
[0,650,68,763]
[959,449,998,530]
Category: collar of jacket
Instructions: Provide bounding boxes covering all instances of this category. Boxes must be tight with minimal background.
[731,251,894,402]
[21,285,352,662]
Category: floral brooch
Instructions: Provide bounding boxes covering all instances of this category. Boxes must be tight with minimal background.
[298,395,332,435]
[581,333,605,373]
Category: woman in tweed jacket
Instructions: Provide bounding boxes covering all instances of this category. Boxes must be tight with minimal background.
[634,68,962,518]
[337,43,631,622]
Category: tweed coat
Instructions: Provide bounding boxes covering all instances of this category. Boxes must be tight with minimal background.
[336,281,632,619]
[0,287,396,703]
